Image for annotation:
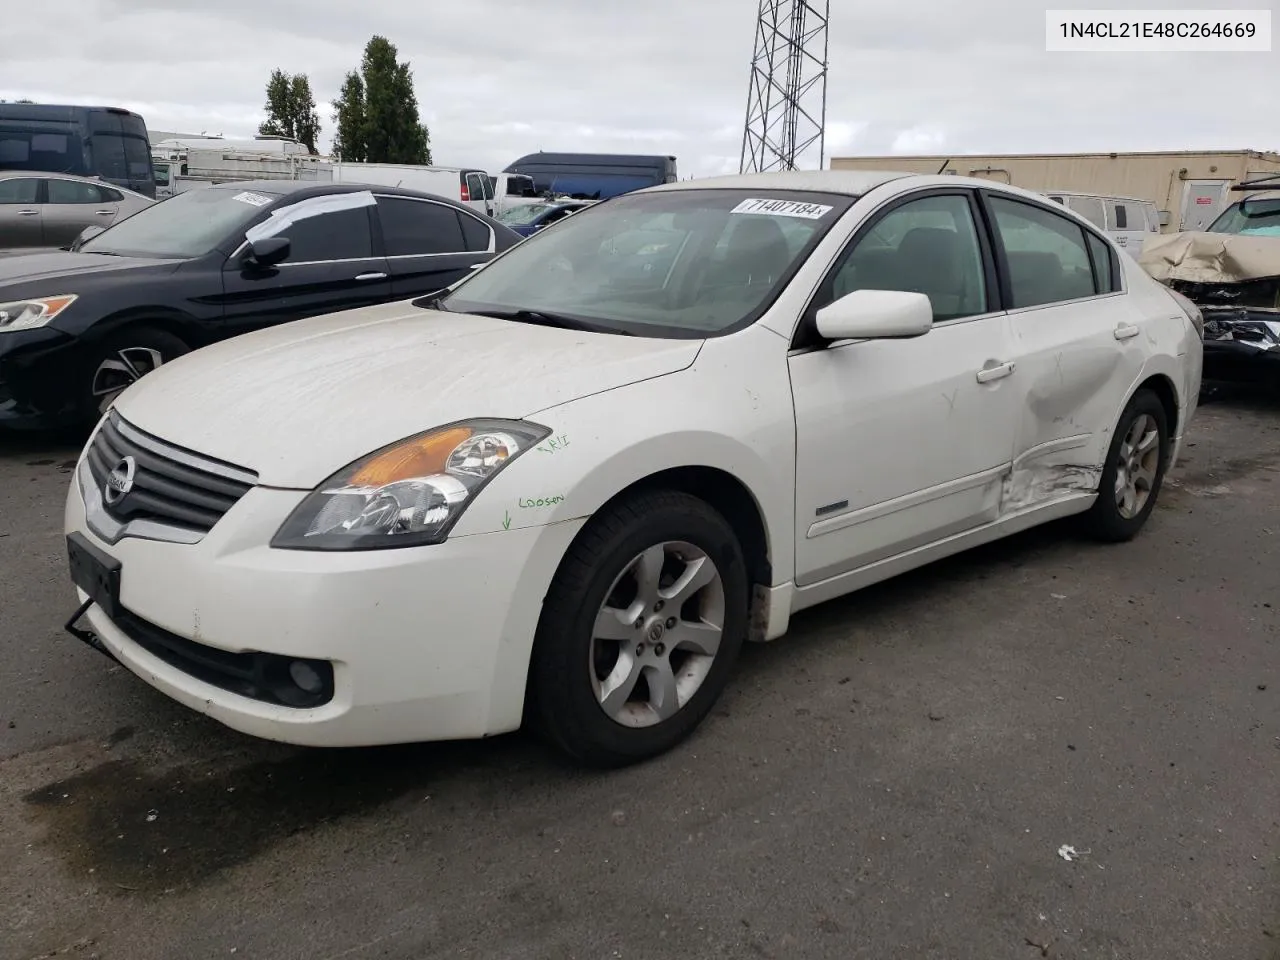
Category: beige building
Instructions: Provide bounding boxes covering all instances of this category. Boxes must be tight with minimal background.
[829,150,1280,233]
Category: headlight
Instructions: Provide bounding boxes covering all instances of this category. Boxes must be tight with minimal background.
[271,419,551,551]
[0,295,78,332]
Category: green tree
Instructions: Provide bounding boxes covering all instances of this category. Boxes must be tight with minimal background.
[331,36,431,165]
[258,69,320,154]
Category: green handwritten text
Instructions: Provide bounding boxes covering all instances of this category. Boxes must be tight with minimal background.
[536,434,571,455]
[519,495,566,509]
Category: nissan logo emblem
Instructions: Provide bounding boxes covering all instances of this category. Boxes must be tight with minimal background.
[103,455,137,505]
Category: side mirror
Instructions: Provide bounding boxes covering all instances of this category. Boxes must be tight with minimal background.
[71,225,106,252]
[814,289,933,341]
[246,236,290,268]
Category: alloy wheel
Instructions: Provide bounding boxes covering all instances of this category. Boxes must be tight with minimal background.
[1114,412,1160,519]
[590,541,726,728]
[92,347,165,414]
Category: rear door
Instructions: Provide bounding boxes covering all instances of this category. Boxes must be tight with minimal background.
[374,194,494,298]
[461,171,493,216]
[0,176,43,247]
[42,178,121,247]
[1103,199,1145,253]
[219,195,391,339]
[983,191,1148,506]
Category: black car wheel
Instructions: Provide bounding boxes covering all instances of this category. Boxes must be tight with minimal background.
[84,327,189,423]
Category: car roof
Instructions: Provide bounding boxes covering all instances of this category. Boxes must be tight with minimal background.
[208,180,482,211]
[648,170,916,197]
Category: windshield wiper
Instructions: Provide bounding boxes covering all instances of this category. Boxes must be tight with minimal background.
[460,308,630,335]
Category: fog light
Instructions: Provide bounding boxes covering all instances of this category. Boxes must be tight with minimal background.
[288,660,324,694]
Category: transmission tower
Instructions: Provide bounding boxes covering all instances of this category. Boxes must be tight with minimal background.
[739,0,831,174]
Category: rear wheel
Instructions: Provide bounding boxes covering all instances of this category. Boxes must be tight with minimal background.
[527,490,749,767]
[1083,388,1170,542]
[83,327,189,423]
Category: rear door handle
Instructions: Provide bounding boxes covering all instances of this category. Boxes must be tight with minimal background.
[976,361,1015,383]
[16,209,38,216]
[354,272,387,281]
[1114,323,1140,341]
[95,209,114,216]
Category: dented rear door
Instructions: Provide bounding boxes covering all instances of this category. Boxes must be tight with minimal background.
[983,192,1147,510]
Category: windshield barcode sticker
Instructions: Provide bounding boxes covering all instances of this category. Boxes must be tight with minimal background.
[232,191,273,207]
[731,198,833,219]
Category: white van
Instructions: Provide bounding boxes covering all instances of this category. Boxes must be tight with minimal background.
[1044,190,1161,254]
[330,162,496,216]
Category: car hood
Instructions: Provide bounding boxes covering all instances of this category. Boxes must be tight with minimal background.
[113,300,703,488]
[0,251,178,291]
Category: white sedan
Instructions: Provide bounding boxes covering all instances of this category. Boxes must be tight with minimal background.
[62,171,1203,767]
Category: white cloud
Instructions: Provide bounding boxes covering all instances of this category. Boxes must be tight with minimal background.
[1,0,1273,178]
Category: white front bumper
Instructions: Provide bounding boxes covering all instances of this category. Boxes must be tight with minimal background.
[64,464,584,747]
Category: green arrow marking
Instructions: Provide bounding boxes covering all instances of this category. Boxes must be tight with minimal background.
[502,510,511,531]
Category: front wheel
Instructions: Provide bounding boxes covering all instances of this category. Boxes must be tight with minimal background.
[82,327,189,424]
[1083,388,1170,542]
[527,490,749,767]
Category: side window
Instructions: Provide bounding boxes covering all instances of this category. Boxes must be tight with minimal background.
[103,188,124,202]
[464,173,487,203]
[0,178,39,203]
[47,179,108,204]
[376,197,466,255]
[1085,232,1117,293]
[822,193,988,322]
[1066,196,1106,230]
[1111,203,1128,230]
[988,196,1098,308]
[458,211,492,251]
[281,207,374,262]
[91,134,129,181]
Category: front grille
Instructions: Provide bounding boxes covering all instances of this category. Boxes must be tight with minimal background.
[113,607,334,708]
[86,411,258,534]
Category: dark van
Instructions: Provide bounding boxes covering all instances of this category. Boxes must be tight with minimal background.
[0,104,156,198]
[502,152,677,200]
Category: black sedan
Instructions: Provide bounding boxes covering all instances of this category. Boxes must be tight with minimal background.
[0,181,522,430]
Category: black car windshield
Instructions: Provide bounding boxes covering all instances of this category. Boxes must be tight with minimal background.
[81,186,280,259]
[439,188,852,338]
[1208,197,1280,237]
[498,203,556,225]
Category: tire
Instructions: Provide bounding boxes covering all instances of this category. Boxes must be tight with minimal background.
[527,489,750,767]
[1082,388,1170,542]
[82,326,189,425]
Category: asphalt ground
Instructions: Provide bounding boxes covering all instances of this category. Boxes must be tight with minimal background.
[2,389,1277,960]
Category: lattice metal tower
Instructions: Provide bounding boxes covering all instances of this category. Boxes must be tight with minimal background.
[739,0,831,174]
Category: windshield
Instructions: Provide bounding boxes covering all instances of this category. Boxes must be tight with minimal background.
[1208,197,1280,237]
[498,203,555,226]
[81,186,278,259]
[440,188,851,338]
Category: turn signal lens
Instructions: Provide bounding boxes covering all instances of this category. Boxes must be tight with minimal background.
[0,294,78,332]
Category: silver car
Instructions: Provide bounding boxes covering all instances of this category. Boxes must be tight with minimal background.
[0,170,154,252]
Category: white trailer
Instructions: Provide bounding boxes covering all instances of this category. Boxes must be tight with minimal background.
[152,136,331,198]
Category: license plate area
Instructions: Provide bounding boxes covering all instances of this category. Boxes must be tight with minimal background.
[67,531,121,621]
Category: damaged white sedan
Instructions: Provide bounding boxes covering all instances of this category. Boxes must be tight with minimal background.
[62,170,1203,767]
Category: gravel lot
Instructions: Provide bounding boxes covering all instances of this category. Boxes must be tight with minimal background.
[2,392,1277,960]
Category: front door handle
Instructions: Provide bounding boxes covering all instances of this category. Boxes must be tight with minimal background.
[95,209,114,216]
[1114,323,1140,341]
[354,272,387,281]
[976,360,1015,383]
[16,209,38,216]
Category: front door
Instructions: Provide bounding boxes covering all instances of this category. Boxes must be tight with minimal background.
[1180,180,1230,231]
[220,196,391,339]
[789,190,1020,587]
[0,176,43,248]
[982,192,1149,505]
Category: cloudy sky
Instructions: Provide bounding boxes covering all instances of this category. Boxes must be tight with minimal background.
[1,0,1274,178]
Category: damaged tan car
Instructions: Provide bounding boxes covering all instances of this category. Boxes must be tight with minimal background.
[1139,177,1280,389]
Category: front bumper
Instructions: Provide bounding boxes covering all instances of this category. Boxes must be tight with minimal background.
[63,459,585,747]
[0,326,83,429]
